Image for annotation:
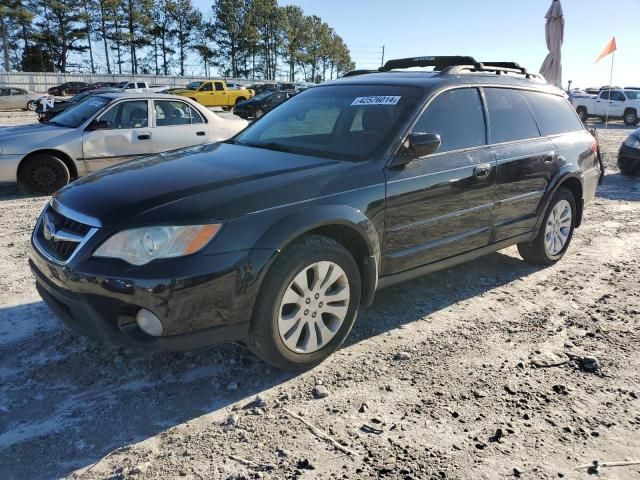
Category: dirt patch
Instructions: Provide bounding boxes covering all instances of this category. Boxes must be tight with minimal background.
[0,119,639,480]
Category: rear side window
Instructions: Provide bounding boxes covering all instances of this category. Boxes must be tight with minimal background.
[484,88,540,143]
[413,87,486,153]
[214,82,225,91]
[521,91,584,135]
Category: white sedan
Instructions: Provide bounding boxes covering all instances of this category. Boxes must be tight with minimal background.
[0,93,248,194]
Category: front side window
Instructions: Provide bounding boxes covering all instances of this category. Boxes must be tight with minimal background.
[484,88,540,144]
[234,84,423,161]
[97,100,148,129]
[413,88,486,153]
[154,100,203,126]
[521,91,584,135]
[48,95,112,128]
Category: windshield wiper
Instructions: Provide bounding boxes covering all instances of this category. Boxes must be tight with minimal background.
[237,141,297,154]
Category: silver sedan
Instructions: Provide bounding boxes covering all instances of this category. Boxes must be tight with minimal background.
[0,86,41,111]
[0,93,248,194]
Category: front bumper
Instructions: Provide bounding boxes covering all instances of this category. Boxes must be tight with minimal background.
[29,235,276,351]
[0,154,23,183]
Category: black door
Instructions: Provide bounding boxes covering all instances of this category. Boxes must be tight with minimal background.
[383,87,496,276]
[483,88,560,242]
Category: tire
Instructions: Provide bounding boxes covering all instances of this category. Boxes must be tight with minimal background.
[18,153,71,195]
[576,107,588,122]
[235,97,246,105]
[624,109,639,126]
[246,234,361,371]
[26,100,37,111]
[618,156,640,176]
[517,187,576,266]
[60,89,66,97]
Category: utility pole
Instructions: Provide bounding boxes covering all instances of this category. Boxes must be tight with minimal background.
[381,45,385,67]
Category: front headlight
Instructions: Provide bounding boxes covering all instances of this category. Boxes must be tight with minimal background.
[623,135,640,149]
[93,224,222,265]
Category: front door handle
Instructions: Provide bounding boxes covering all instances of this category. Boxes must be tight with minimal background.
[473,163,491,178]
[137,134,151,140]
[196,131,205,136]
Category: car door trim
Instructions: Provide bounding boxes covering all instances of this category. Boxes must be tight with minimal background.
[494,189,545,207]
[386,226,490,259]
[387,202,494,233]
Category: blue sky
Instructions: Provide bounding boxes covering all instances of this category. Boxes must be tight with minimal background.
[194,0,639,88]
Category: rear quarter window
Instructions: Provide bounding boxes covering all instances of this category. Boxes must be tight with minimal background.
[484,88,540,144]
[521,91,584,136]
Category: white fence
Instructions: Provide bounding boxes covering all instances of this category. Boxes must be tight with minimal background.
[0,72,259,93]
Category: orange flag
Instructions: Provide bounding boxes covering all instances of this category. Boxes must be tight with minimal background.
[595,37,617,63]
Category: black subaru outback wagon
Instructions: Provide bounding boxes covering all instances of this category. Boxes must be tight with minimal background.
[30,56,600,371]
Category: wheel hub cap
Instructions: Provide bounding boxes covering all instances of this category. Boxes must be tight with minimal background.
[277,261,350,354]
[544,199,572,256]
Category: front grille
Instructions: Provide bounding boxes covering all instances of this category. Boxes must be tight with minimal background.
[35,205,92,262]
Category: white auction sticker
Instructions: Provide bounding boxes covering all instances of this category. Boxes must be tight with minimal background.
[351,96,401,106]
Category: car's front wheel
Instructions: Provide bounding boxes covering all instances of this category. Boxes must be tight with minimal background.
[247,234,361,371]
[517,187,576,265]
[576,106,588,122]
[26,100,37,111]
[18,153,70,195]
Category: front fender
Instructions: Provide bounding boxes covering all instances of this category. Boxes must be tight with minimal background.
[245,204,381,306]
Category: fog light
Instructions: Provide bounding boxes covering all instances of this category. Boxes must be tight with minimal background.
[136,309,164,336]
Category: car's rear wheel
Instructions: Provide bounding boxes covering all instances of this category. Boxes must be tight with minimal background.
[517,187,576,266]
[247,234,361,371]
[235,97,246,105]
[624,109,639,126]
[18,153,70,195]
[60,89,67,97]
[26,100,37,111]
[576,107,588,122]
[618,156,640,176]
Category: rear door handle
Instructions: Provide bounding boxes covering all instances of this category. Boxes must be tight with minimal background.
[473,163,491,178]
[196,131,205,136]
[137,134,151,140]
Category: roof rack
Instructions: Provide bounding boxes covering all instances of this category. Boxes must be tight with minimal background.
[341,56,545,82]
[379,56,477,72]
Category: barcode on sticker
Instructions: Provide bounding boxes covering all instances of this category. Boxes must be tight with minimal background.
[351,96,401,106]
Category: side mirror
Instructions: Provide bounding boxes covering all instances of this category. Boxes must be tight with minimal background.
[393,132,441,166]
[87,120,109,131]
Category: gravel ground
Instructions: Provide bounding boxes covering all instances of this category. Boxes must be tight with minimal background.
[0,111,639,480]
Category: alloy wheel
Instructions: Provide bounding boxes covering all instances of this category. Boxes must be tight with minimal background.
[544,199,572,256]
[277,261,350,354]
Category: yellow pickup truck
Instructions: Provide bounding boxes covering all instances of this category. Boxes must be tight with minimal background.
[173,80,254,109]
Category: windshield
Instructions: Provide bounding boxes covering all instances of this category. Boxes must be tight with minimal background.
[186,81,203,90]
[233,84,422,161]
[625,90,640,100]
[49,96,112,128]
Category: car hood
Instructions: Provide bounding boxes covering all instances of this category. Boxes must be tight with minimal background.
[0,123,73,153]
[54,142,349,228]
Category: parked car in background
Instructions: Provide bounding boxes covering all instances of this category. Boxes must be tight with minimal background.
[571,88,640,125]
[48,82,89,96]
[114,81,150,93]
[233,90,296,119]
[27,56,600,370]
[79,82,119,92]
[618,127,640,176]
[36,89,120,123]
[0,86,41,111]
[0,93,247,194]
[174,80,254,108]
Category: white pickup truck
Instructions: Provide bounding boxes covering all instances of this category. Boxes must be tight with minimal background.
[571,89,640,126]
